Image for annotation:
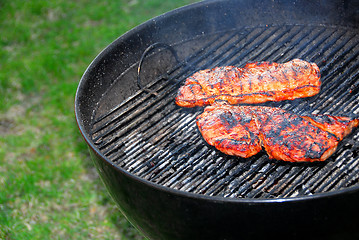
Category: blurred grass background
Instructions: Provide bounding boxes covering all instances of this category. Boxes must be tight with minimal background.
[0,0,197,239]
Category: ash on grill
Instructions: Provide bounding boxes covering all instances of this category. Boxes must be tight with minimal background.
[91,25,359,199]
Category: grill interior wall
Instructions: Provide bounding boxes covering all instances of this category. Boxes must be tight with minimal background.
[92,24,359,199]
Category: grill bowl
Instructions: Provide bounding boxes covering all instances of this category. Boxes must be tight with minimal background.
[75,0,359,239]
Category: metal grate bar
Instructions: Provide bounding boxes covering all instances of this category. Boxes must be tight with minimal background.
[93,30,248,146]
[100,29,258,161]
[209,27,353,198]
[225,27,358,197]
[246,25,312,63]
[107,27,279,168]
[144,26,308,188]
[214,27,357,197]
[91,33,229,127]
[91,33,228,137]
[92,25,359,199]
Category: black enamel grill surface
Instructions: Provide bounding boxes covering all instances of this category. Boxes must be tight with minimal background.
[91,24,359,199]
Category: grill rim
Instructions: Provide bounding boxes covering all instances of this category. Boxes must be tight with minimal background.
[75,1,359,239]
[75,0,359,203]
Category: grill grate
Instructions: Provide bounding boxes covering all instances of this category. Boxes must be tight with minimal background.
[92,24,359,199]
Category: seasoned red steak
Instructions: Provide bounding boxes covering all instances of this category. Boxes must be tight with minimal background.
[176,59,321,107]
[196,105,359,162]
[196,105,262,158]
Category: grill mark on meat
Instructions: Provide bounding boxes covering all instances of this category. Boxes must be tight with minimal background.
[188,84,197,101]
[238,68,244,92]
[248,74,253,91]
[291,65,298,78]
[180,84,318,105]
[281,69,289,83]
[305,142,331,159]
[219,111,238,130]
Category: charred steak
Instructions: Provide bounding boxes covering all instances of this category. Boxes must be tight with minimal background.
[176,59,321,107]
[196,104,359,162]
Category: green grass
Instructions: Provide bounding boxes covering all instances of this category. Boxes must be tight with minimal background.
[0,0,197,239]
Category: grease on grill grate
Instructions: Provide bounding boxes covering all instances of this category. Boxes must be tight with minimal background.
[92,25,359,199]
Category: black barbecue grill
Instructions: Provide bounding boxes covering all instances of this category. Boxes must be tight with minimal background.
[75,0,359,239]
